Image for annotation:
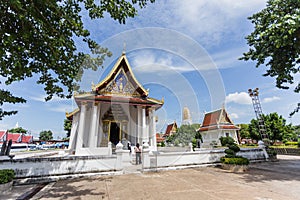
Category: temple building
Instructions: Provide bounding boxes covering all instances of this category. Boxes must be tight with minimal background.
[66,53,164,156]
[198,107,239,147]
[163,121,177,138]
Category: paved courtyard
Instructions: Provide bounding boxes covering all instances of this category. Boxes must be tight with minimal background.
[3,155,300,200]
[34,155,300,200]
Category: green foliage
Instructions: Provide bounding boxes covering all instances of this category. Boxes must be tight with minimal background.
[224,149,235,156]
[266,148,277,156]
[159,141,165,147]
[0,169,15,184]
[228,144,240,153]
[249,112,294,141]
[248,119,260,141]
[0,0,155,119]
[239,124,250,139]
[167,124,200,146]
[241,0,300,115]
[285,141,298,146]
[220,157,250,165]
[192,138,197,150]
[0,90,26,120]
[219,136,235,146]
[220,136,240,158]
[39,130,53,141]
[64,119,72,138]
[9,127,27,134]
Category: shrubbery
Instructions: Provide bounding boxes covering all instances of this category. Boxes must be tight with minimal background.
[220,136,235,146]
[0,169,15,184]
[285,141,298,146]
[266,148,277,156]
[220,136,249,166]
[220,157,250,165]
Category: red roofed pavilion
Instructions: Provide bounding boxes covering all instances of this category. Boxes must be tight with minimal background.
[164,122,177,138]
[198,107,239,147]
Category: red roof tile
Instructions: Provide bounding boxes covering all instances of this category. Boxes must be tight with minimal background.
[0,130,7,142]
[202,110,222,127]
[164,122,177,137]
[22,135,33,143]
[7,133,22,143]
[199,108,239,132]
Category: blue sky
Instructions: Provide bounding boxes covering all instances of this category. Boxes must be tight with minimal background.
[1,0,299,138]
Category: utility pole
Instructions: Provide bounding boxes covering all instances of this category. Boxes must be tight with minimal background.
[248,88,269,143]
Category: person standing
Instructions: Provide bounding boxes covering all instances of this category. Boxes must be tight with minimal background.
[134,143,142,165]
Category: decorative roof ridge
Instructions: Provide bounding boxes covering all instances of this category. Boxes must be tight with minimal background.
[147,97,164,104]
[204,108,223,114]
[66,108,80,118]
[91,53,149,97]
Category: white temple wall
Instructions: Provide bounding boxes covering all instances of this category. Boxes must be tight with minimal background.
[201,129,239,147]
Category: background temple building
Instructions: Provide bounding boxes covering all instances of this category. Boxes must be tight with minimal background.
[198,107,239,147]
[66,53,164,155]
[163,121,177,138]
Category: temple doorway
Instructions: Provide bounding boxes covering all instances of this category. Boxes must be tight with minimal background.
[110,122,120,145]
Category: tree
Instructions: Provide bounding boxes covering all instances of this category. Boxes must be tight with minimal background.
[248,119,260,141]
[166,124,200,146]
[64,119,72,138]
[241,0,300,115]
[239,124,250,139]
[9,127,27,134]
[248,112,294,141]
[0,0,155,119]
[39,130,53,141]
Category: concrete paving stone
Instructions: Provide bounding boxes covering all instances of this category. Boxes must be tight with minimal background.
[3,155,300,200]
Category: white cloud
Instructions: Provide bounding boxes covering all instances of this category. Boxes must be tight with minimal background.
[173,0,267,45]
[49,104,74,113]
[131,52,196,73]
[30,95,71,102]
[229,113,239,119]
[262,96,280,103]
[225,92,252,105]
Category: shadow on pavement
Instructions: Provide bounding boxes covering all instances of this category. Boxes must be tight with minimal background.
[240,156,300,183]
[40,177,112,199]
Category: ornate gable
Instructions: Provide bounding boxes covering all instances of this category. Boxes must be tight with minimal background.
[219,109,233,124]
[92,53,148,97]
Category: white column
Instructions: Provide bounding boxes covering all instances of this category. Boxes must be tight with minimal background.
[137,107,142,144]
[75,102,87,152]
[68,114,79,154]
[142,107,147,143]
[89,102,100,148]
[150,109,157,151]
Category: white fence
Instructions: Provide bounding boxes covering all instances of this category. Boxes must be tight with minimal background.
[144,147,267,169]
[0,147,267,183]
[0,155,120,180]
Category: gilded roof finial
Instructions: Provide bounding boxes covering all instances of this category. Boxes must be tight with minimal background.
[122,42,126,55]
